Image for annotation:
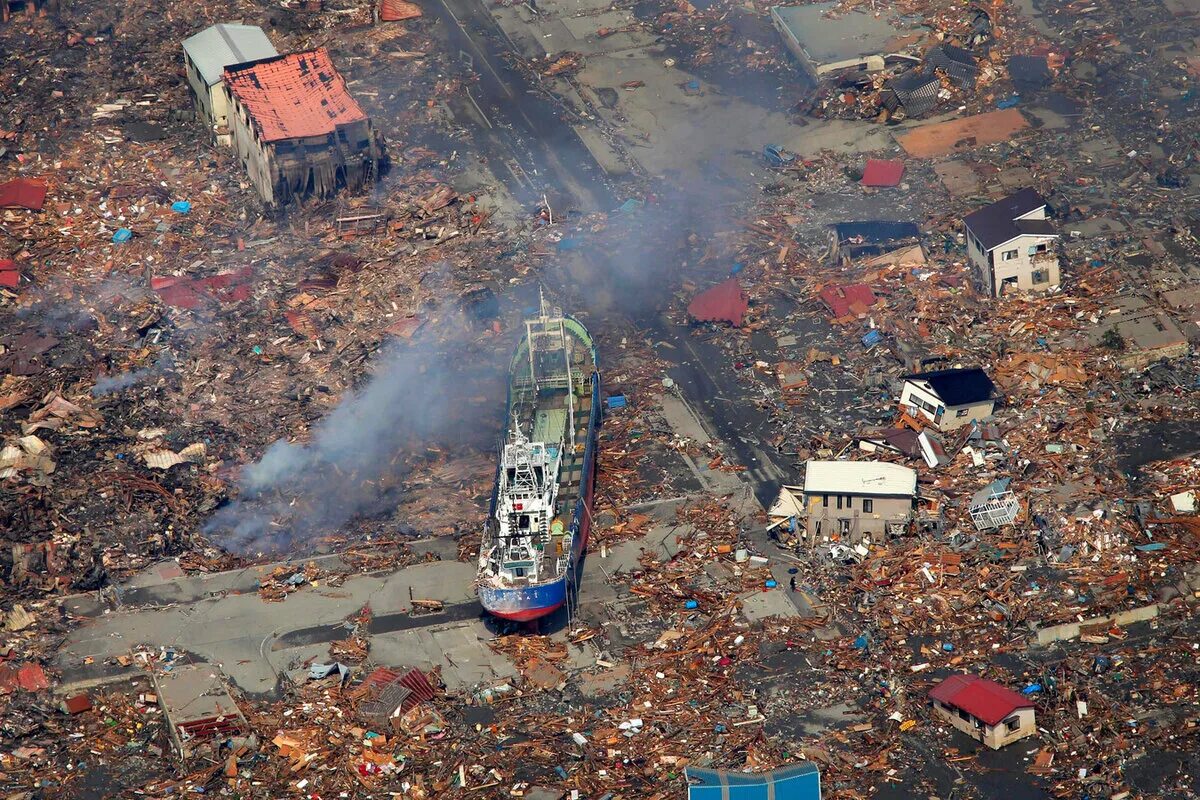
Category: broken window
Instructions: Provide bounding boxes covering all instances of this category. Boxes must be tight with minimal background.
[1004,715,1021,732]
[1002,249,1019,261]
[1031,269,1049,284]
[956,408,970,417]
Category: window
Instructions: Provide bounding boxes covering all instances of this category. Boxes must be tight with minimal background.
[1004,716,1021,733]
[1002,249,1019,261]
[956,408,970,418]
[863,498,873,513]
[836,495,843,510]
[822,494,829,508]
[1035,243,1048,253]
[838,519,851,534]
[1031,269,1049,284]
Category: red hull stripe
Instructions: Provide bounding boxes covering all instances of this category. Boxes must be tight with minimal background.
[489,602,564,622]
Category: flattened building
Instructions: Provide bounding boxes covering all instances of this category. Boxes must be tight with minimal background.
[222,48,382,206]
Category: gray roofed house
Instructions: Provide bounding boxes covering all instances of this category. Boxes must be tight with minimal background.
[182,23,277,144]
[962,188,1060,296]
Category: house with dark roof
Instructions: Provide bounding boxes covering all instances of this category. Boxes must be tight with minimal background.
[182,24,278,145]
[222,48,382,206]
[898,367,996,431]
[963,188,1059,296]
[929,673,1036,749]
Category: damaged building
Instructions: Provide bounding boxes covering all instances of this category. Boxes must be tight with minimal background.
[222,48,383,206]
[963,188,1060,296]
[801,460,917,545]
[182,24,278,145]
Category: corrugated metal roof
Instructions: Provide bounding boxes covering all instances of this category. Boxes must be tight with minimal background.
[803,460,916,496]
[223,49,367,143]
[687,278,749,327]
[0,178,47,210]
[860,159,905,187]
[929,673,1033,726]
[182,23,278,87]
[686,763,821,800]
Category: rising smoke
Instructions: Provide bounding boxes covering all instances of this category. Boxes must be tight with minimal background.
[93,353,176,396]
[204,312,500,554]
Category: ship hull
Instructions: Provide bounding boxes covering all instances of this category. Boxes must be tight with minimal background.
[478,578,567,621]
[478,368,600,622]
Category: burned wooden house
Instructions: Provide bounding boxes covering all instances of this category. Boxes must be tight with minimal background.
[222,48,382,207]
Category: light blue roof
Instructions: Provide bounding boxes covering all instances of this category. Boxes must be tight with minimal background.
[182,23,278,87]
[686,763,821,800]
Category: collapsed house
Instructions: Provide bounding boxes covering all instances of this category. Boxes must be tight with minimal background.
[182,23,278,145]
[222,48,383,206]
[1089,295,1189,370]
[829,221,921,263]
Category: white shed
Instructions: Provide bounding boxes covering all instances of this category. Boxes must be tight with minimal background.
[182,24,277,144]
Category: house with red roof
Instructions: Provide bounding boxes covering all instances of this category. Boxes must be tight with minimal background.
[222,48,382,206]
[929,673,1036,749]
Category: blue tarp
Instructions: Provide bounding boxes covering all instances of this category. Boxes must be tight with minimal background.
[686,763,821,800]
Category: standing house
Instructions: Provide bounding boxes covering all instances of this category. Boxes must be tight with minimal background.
[929,674,1036,750]
[963,188,1059,296]
[802,460,917,545]
[222,48,382,207]
[182,24,278,145]
[899,367,996,431]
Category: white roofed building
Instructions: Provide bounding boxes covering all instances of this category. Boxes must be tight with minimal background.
[802,460,918,546]
[182,23,277,144]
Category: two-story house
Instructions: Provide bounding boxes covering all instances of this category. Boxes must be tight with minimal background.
[963,188,1059,296]
[899,367,996,431]
[802,460,917,545]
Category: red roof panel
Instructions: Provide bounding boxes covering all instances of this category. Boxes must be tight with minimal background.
[0,259,18,288]
[380,0,423,21]
[0,178,47,210]
[861,159,905,187]
[223,49,367,143]
[819,283,877,317]
[688,278,749,327]
[929,673,1033,726]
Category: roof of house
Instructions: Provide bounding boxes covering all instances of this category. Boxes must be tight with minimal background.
[962,188,1054,250]
[182,23,278,87]
[861,159,905,187]
[687,278,749,327]
[902,367,995,406]
[819,283,878,317]
[832,221,921,243]
[0,178,47,210]
[928,673,1033,726]
[803,460,917,497]
[223,48,367,143]
[686,763,820,800]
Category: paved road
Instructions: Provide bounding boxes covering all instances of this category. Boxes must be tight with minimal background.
[427,0,796,505]
[428,0,617,212]
[56,559,480,696]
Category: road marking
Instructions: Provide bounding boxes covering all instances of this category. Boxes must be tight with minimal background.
[436,0,514,98]
[465,87,493,129]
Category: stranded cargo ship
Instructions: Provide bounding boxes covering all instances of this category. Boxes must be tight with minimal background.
[476,296,600,622]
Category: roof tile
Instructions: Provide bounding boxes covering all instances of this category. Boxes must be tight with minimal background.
[224,49,367,143]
